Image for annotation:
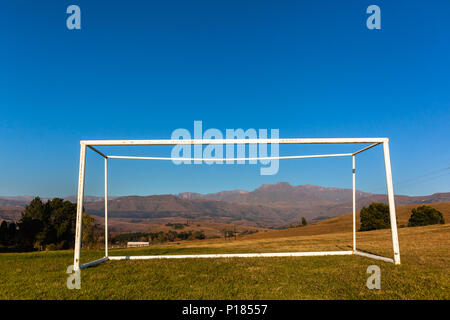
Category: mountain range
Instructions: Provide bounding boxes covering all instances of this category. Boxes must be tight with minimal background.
[1,182,449,228]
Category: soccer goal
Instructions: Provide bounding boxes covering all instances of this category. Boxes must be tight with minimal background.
[73,138,401,270]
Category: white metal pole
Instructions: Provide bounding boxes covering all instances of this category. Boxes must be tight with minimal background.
[80,137,388,146]
[74,143,87,271]
[382,141,401,265]
[107,153,353,161]
[104,157,108,258]
[352,155,356,252]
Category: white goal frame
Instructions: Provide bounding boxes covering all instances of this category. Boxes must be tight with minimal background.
[73,138,401,270]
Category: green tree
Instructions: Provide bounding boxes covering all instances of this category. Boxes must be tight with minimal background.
[360,203,391,231]
[17,197,46,248]
[82,212,102,249]
[0,221,7,245]
[49,198,77,249]
[7,222,17,244]
[157,232,168,243]
[408,205,445,227]
[191,231,206,240]
[18,197,78,249]
[16,197,96,250]
[301,217,307,226]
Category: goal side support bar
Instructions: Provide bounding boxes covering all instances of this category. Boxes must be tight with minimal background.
[350,141,400,264]
[352,155,356,252]
[73,144,86,270]
[383,141,401,264]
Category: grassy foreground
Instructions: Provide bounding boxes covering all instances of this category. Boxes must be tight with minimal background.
[0,222,449,299]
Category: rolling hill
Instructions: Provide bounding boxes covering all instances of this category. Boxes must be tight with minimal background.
[1,183,449,229]
[83,183,450,228]
[84,195,303,228]
[243,202,450,240]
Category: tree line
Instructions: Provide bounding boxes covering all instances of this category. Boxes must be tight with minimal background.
[1,198,444,251]
[112,230,206,245]
[0,197,101,252]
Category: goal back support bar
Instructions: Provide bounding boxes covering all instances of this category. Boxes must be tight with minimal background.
[73,138,401,270]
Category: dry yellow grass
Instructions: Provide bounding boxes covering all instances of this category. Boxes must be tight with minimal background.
[1,202,448,299]
[243,202,450,240]
[93,216,268,237]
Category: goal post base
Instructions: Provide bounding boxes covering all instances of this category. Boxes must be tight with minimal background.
[79,250,396,269]
[79,257,109,269]
[354,250,395,264]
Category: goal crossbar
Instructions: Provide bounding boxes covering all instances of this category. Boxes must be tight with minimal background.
[81,137,388,146]
[74,138,400,270]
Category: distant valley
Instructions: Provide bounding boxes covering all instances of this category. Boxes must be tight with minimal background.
[1,182,449,230]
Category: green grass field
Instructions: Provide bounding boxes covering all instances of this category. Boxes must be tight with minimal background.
[1,221,449,299]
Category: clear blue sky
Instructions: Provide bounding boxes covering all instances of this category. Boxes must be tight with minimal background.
[0,0,449,197]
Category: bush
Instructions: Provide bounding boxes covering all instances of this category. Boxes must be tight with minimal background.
[408,205,445,227]
[189,231,205,240]
[45,243,58,251]
[359,203,391,231]
[301,217,307,226]
[165,223,185,230]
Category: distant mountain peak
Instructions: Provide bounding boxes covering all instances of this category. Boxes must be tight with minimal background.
[257,181,293,190]
[1,183,450,227]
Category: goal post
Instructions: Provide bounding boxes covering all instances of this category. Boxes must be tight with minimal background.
[73,138,401,270]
